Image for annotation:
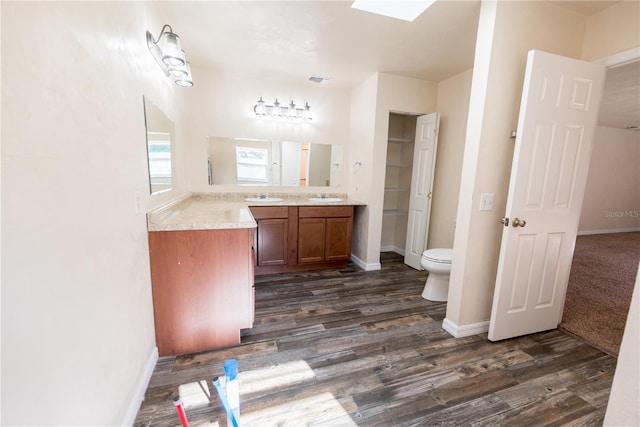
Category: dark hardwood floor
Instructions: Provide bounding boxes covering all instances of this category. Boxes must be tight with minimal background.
[135,253,616,426]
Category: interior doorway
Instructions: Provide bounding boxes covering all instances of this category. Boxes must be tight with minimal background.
[560,57,640,356]
[381,112,441,270]
[381,112,417,256]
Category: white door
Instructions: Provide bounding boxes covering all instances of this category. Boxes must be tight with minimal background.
[280,141,302,186]
[488,50,605,341]
[404,113,440,269]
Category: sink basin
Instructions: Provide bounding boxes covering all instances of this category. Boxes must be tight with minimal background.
[309,197,343,203]
[244,197,283,202]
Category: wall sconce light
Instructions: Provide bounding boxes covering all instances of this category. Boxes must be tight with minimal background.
[253,98,312,121]
[146,24,193,87]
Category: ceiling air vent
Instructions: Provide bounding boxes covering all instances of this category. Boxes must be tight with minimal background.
[309,76,329,83]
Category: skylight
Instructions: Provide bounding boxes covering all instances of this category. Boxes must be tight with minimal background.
[351,0,437,22]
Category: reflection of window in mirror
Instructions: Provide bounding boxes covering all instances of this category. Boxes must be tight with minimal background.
[143,96,175,195]
[236,146,269,183]
[147,132,172,191]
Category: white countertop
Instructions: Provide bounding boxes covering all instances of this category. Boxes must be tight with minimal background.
[147,192,365,231]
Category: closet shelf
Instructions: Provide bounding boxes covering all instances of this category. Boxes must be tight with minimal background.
[386,163,411,168]
[383,209,408,216]
[384,187,410,192]
[388,137,413,143]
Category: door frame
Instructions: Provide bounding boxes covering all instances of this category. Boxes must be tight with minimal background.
[380,110,430,257]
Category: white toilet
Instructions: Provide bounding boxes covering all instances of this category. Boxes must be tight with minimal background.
[420,248,453,302]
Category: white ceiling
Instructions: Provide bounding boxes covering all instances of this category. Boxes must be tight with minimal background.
[156,0,482,87]
[156,0,637,130]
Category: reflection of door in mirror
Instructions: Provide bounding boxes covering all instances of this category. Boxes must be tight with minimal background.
[143,96,175,195]
[281,141,302,186]
[300,143,310,186]
[308,143,332,186]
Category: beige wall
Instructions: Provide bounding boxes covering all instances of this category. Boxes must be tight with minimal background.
[356,73,438,267]
[581,0,640,61]
[579,126,640,233]
[348,74,379,264]
[429,68,473,249]
[448,0,586,326]
[1,2,185,425]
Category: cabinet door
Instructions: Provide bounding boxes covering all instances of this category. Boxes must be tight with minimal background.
[298,218,326,263]
[257,218,288,266]
[325,217,352,261]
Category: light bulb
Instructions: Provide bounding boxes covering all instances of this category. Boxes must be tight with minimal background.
[272,99,282,117]
[161,31,185,66]
[303,102,312,120]
[288,100,297,119]
[174,62,193,87]
[255,97,266,115]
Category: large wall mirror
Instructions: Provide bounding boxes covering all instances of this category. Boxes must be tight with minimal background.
[207,136,343,188]
[143,96,175,195]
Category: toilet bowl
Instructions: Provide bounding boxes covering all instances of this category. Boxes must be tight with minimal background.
[420,248,453,302]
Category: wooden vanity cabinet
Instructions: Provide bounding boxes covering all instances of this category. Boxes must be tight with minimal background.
[298,206,353,263]
[148,227,255,357]
[251,205,353,275]
[250,206,294,267]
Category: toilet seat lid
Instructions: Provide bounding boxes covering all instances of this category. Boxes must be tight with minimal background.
[422,248,453,263]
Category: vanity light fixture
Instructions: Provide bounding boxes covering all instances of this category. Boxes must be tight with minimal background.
[146,24,193,87]
[253,98,312,121]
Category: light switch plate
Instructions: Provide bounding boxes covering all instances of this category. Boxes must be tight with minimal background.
[480,193,494,211]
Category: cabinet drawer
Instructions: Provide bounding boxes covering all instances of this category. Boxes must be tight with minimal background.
[250,206,289,219]
[299,206,353,218]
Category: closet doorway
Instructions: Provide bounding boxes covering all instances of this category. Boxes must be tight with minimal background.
[381,112,440,269]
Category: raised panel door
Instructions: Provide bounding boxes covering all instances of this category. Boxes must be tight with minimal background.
[325,217,352,261]
[489,50,605,341]
[257,218,288,266]
[298,218,326,263]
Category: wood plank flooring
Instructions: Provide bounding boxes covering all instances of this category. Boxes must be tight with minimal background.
[134,253,616,426]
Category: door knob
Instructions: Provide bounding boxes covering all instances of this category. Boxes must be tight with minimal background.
[512,218,527,227]
[500,217,509,227]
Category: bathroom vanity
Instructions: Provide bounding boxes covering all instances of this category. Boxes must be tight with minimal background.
[146,193,361,356]
[147,197,256,356]
[250,205,353,275]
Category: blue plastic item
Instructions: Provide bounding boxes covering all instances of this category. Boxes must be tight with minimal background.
[224,358,238,380]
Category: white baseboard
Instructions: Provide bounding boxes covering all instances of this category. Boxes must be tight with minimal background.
[122,346,158,426]
[442,318,490,338]
[351,253,381,271]
[578,227,640,236]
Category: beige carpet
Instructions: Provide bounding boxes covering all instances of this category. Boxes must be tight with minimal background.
[559,232,640,356]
